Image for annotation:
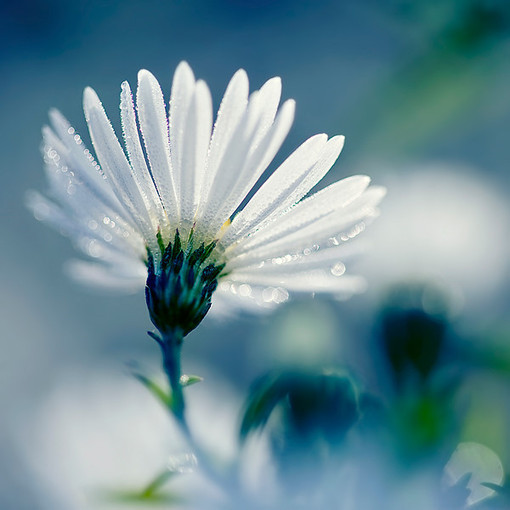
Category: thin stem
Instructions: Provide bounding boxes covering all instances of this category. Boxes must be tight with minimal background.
[160,329,185,423]
[154,329,244,505]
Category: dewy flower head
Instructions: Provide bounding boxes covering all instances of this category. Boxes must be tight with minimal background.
[28,62,385,335]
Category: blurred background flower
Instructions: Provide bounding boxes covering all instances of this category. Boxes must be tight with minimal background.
[20,364,242,510]
[2,0,510,508]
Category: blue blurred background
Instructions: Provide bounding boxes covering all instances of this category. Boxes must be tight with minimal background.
[2,0,510,508]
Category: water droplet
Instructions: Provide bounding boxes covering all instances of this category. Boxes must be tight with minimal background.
[88,220,98,231]
[167,453,197,474]
[262,287,274,302]
[272,287,289,304]
[239,284,252,297]
[87,240,102,258]
[331,262,346,277]
[262,286,289,304]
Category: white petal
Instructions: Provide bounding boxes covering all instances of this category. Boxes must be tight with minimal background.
[225,270,366,294]
[26,191,145,261]
[199,69,249,207]
[203,99,295,239]
[65,259,147,292]
[169,61,196,216]
[179,79,213,227]
[196,93,264,236]
[229,186,385,267]
[36,140,145,256]
[120,80,169,236]
[46,113,126,220]
[231,175,374,256]
[136,70,179,224]
[222,133,330,245]
[227,242,361,274]
[249,76,282,149]
[83,87,158,254]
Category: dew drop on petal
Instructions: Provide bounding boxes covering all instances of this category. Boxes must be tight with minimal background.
[272,287,289,304]
[239,283,252,297]
[86,240,102,258]
[88,220,98,231]
[262,287,274,302]
[262,286,289,304]
[167,453,197,474]
[331,262,346,277]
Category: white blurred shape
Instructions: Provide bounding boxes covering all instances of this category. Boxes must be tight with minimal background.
[444,441,504,505]
[19,365,241,510]
[360,165,510,309]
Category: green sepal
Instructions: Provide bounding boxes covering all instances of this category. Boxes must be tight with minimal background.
[481,482,509,495]
[156,229,166,256]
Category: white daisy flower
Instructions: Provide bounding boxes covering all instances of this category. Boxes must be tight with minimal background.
[28,62,385,335]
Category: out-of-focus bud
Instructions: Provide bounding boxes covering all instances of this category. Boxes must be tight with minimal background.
[379,282,451,388]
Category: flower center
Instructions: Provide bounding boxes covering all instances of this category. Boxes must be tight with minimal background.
[145,229,225,336]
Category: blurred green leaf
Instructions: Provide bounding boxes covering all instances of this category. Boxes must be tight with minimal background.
[240,369,360,445]
[94,467,182,506]
[346,1,510,162]
[240,371,289,442]
[132,371,172,409]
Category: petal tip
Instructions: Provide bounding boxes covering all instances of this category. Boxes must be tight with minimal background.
[174,60,195,83]
[137,69,156,84]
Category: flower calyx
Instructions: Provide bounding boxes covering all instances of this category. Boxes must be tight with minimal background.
[145,229,225,336]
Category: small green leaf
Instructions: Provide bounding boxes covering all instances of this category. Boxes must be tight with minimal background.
[96,487,180,505]
[133,371,172,408]
[179,374,203,387]
[141,469,176,498]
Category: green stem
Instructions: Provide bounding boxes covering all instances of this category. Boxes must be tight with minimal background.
[160,329,185,423]
[154,329,244,503]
